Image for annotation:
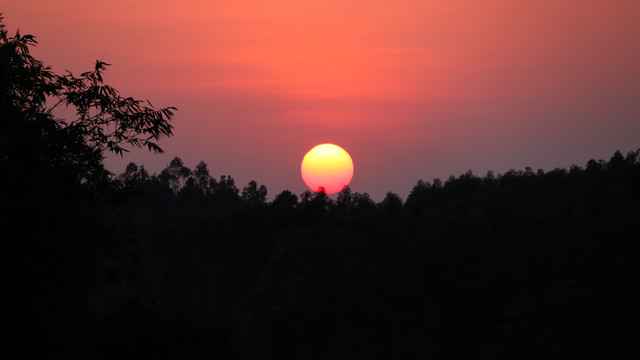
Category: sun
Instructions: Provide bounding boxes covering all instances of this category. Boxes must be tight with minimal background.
[301,143,354,194]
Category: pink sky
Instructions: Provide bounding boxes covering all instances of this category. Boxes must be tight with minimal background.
[4,1,640,200]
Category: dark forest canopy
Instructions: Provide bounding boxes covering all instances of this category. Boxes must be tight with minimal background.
[3,17,640,360]
[119,150,640,210]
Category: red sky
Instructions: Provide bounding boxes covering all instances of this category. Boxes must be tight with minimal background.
[4,1,640,200]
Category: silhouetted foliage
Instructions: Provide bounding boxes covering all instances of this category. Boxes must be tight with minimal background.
[272,190,298,209]
[5,16,640,360]
[159,157,191,193]
[242,180,268,205]
[192,160,214,194]
[379,191,403,222]
[104,150,639,359]
[1,17,178,358]
[336,185,354,208]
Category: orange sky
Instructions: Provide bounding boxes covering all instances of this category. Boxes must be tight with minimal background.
[4,1,640,199]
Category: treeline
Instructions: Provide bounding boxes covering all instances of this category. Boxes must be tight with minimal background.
[4,17,640,359]
[55,150,640,359]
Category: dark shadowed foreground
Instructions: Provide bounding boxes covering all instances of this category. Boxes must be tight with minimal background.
[3,17,640,359]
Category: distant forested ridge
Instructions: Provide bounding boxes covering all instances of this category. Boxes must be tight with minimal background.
[3,17,640,359]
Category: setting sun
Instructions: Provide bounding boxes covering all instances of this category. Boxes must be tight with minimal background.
[301,144,354,194]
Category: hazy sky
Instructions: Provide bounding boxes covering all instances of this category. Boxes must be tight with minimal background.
[4,1,640,200]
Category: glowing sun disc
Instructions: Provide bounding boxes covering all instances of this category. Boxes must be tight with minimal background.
[301,143,354,194]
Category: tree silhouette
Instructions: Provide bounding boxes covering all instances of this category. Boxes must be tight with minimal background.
[192,160,214,195]
[351,191,375,211]
[336,186,354,208]
[120,162,150,184]
[379,192,403,222]
[212,174,240,207]
[242,180,268,205]
[1,16,177,358]
[159,157,191,193]
[272,190,298,209]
